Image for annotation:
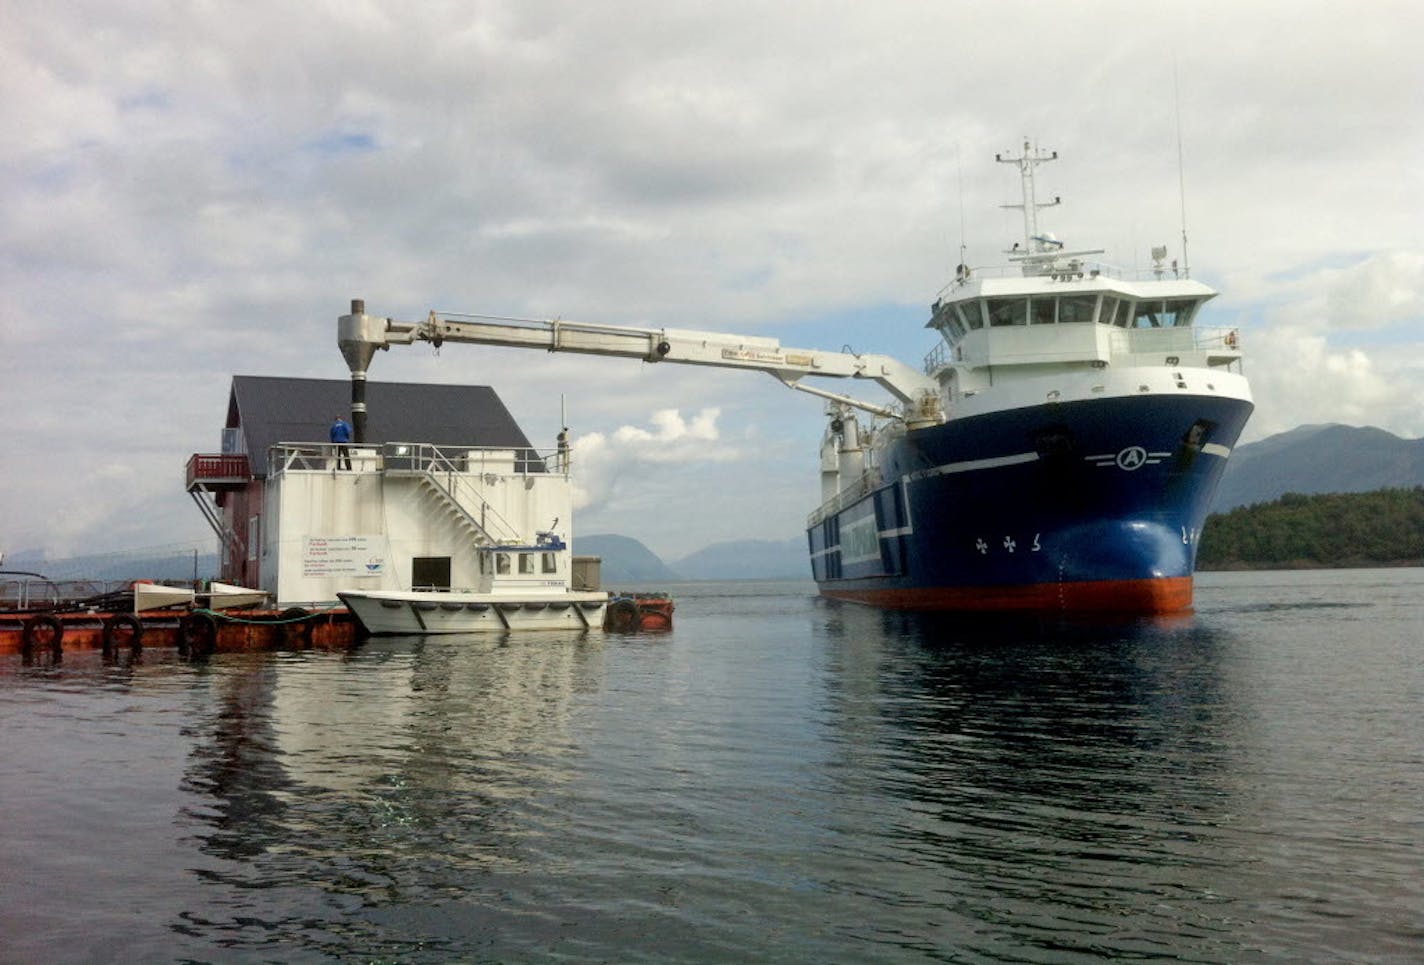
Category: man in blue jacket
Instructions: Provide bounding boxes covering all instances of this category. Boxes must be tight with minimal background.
[330,415,352,470]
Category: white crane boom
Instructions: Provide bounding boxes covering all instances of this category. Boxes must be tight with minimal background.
[337,300,943,427]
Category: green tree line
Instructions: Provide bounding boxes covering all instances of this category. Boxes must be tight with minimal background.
[1197,487,1424,569]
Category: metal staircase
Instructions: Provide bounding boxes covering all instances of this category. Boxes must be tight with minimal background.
[415,470,524,548]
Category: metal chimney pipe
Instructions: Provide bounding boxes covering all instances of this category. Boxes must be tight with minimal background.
[344,298,369,444]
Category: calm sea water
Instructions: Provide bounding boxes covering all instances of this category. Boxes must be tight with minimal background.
[3,570,1421,963]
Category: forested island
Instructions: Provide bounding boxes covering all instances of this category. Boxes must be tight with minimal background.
[1198,488,1424,569]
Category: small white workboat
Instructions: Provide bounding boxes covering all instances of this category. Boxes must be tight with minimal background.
[339,533,607,635]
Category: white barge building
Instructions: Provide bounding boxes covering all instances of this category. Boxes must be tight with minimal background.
[186,377,608,632]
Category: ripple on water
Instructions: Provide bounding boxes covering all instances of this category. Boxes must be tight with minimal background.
[2,573,1422,960]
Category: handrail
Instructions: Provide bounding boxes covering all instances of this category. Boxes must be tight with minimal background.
[267,441,561,478]
[935,260,1196,300]
[264,441,546,548]
[421,467,525,545]
[806,466,883,527]
[923,341,949,373]
[186,453,250,488]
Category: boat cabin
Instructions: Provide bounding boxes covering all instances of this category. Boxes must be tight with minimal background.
[474,534,570,593]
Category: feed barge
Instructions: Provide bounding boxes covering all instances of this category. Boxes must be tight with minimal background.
[184,377,670,635]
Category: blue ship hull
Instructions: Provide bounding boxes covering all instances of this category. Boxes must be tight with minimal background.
[806,393,1254,612]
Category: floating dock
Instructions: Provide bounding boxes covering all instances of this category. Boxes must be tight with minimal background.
[0,605,358,660]
[2,589,674,661]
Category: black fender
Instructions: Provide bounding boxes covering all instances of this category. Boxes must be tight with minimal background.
[179,612,218,656]
[101,614,144,655]
[605,597,640,633]
[22,614,64,657]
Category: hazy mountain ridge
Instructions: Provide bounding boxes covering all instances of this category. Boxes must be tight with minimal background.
[575,534,682,583]
[1213,424,1424,511]
[576,534,807,583]
[1,549,218,582]
[672,538,808,580]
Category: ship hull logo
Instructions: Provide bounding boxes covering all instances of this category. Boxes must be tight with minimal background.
[1116,446,1148,470]
[1084,445,1169,471]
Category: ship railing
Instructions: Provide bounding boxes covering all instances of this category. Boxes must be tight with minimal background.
[936,260,1199,300]
[270,442,384,474]
[1109,325,1243,359]
[268,442,559,477]
[1190,326,1243,352]
[0,578,154,611]
[936,259,1125,296]
[923,341,949,374]
[806,467,883,527]
[267,441,549,548]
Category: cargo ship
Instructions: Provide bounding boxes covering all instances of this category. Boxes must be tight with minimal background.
[335,142,1252,613]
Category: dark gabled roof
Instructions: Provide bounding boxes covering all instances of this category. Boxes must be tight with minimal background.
[229,376,536,476]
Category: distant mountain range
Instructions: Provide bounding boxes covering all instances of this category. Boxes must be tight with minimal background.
[577,534,808,584]
[1,548,217,583]
[1212,424,1424,511]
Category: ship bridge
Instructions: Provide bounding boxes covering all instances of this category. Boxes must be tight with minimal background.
[923,267,1243,377]
[924,139,1244,385]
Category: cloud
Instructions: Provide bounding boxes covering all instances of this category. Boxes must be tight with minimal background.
[1243,326,1424,442]
[1325,252,1424,331]
[1234,249,1424,440]
[570,407,739,512]
[3,0,1424,560]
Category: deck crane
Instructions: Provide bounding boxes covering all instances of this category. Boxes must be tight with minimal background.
[337,299,945,445]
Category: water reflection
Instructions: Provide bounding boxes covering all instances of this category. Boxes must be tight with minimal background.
[10,577,1420,961]
[176,633,605,954]
[814,603,1246,957]
[181,656,292,863]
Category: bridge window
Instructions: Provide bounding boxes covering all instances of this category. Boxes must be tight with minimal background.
[542,552,558,573]
[518,553,536,574]
[1059,294,1098,324]
[1127,301,1161,328]
[1163,298,1198,327]
[496,553,511,574]
[1112,300,1134,327]
[958,303,984,330]
[987,298,1027,327]
[1030,297,1056,325]
[1098,296,1119,325]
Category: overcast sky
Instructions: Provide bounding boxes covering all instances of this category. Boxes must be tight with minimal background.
[3,1,1422,563]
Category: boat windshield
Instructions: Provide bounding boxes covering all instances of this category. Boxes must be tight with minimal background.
[1130,298,1199,328]
[987,298,1027,326]
[980,294,1116,328]
[936,294,1201,341]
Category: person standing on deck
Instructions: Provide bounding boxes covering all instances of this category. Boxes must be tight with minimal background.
[330,415,352,470]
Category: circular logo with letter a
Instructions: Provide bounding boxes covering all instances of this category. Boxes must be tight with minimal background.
[1116,446,1148,471]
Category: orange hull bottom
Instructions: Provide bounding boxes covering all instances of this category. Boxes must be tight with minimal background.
[821,576,1193,615]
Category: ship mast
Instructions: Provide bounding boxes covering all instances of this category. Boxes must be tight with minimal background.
[996,139,1060,252]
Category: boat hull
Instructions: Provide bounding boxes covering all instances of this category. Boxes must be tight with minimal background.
[807,392,1253,614]
[338,589,609,635]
